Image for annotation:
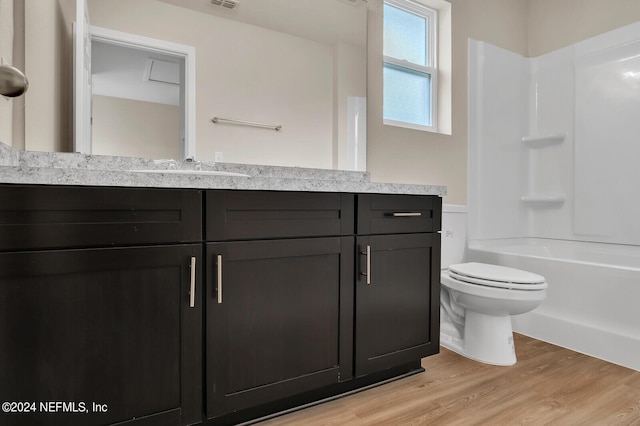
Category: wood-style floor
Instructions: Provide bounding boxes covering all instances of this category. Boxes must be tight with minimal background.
[259,334,640,425]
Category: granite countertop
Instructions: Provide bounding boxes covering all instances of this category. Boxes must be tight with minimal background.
[0,143,446,196]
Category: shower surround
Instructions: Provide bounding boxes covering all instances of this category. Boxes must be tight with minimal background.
[467,22,640,371]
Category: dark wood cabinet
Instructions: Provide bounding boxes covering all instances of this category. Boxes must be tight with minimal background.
[357,193,442,235]
[355,233,441,377]
[0,185,202,426]
[0,244,202,426]
[355,194,441,377]
[204,191,355,420]
[205,238,354,418]
[0,185,202,251]
[204,190,353,241]
[0,184,441,425]
[204,191,442,422]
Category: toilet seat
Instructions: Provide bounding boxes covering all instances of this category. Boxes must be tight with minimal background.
[448,262,548,290]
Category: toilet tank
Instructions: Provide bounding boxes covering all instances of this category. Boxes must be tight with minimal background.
[441,204,467,268]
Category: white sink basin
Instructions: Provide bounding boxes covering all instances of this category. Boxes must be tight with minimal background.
[130,169,251,177]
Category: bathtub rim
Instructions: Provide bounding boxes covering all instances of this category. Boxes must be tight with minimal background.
[468,237,640,272]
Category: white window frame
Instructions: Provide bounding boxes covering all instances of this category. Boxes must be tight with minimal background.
[383,0,438,132]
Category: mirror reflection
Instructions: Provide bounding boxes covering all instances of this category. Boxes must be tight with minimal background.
[90,38,184,160]
[23,0,368,170]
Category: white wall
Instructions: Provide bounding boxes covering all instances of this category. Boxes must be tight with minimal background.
[367,0,529,205]
[367,0,640,205]
[0,0,14,146]
[92,95,179,159]
[469,22,640,246]
[24,0,74,153]
[18,0,525,202]
[20,0,365,169]
[87,0,364,169]
[527,0,640,57]
[18,0,640,204]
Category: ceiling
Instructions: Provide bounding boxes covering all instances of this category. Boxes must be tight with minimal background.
[89,0,367,105]
[91,40,181,105]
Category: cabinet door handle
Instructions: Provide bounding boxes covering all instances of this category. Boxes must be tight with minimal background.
[189,257,196,308]
[366,245,371,285]
[216,254,223,304]
[360,245,371,285]
[392,212,422,217]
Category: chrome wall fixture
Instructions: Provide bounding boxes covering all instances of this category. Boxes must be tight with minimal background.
[212,116,282,131]
[0,64,29,97]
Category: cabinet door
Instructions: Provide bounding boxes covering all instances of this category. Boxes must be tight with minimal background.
[0,245,202,426]
[355,233,441,377]
[206,237,354,419]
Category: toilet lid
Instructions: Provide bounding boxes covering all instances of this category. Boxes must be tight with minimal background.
[448,262,548,290]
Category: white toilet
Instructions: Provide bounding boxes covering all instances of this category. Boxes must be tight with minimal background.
[440,205,547,366]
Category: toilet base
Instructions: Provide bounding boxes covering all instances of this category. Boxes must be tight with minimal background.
[441,311,516,366]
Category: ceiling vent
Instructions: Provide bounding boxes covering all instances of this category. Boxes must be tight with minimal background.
[210,0,239,9]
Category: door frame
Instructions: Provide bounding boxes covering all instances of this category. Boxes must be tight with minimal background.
[74,10,196,160]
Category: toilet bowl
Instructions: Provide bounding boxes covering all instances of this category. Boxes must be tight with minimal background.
[440,262,547,366]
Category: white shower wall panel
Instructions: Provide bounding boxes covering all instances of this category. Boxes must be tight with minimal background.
[467,40,529,241]
[573,38,640,245]
[469,21,640,246]
[527,47,576,241]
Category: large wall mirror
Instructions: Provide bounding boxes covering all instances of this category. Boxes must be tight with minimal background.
[21,0,368,170]
[89,36,190,160]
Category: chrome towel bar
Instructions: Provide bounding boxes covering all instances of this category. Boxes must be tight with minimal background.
[212,116,282,131]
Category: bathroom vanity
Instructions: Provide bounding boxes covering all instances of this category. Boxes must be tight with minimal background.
[0,147,445,426]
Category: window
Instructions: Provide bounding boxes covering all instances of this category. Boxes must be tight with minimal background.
[383,0,437,132]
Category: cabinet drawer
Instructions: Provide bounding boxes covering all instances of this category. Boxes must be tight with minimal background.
[0,185,202,250]
[357,194,441,235]
[205,190,354,241]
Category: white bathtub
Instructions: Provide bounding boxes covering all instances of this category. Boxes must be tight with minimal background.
[467,238,640,372]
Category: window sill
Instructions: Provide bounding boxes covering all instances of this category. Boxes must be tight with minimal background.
[384,118,438,133]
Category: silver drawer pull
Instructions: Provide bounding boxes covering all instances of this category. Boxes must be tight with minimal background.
[360,245,371,285]
[392,212,422,217]
[189,257,196,308]
[366,245,371,285]
[217,254,223,304]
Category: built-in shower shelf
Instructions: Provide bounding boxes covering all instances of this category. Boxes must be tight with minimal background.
[522,133,566,147]
[521,194,566,207]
